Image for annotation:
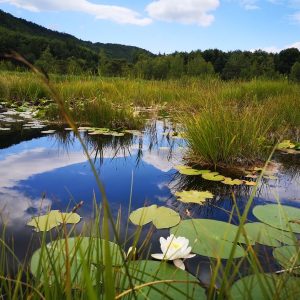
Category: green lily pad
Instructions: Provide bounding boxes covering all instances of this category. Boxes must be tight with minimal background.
[243,180,257,186]
[171,219,247,258]
[175,190,214,204]
[230,273,300,300]
[27,210,81,232]
[110,132,125,137]
[277,140,295,149]
[129,205,180,229]
[202,172,225,181]
[30,237,124,287]
[174,165,210,176]
[41,130,56,134]
[245,174,258,179]
[244,223,296,247]
[78,127,93,131]
[222,178,243,185]
[88,128,110,135]
[115,261,206,299]
[273,245,300,274]
[253,204,300,233]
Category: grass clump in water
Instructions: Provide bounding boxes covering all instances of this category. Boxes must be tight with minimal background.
[183,105,273,167]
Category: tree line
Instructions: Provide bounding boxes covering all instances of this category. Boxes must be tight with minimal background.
[1,8,300,81]
[2,44,300,81]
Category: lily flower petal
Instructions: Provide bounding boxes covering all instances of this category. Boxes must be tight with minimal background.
[173,259,185,270]
[151,253,165,260]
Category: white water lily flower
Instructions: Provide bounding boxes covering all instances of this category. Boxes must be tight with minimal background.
[151,234,196,270]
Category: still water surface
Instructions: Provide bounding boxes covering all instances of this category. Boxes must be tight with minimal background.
[0,118,299,278]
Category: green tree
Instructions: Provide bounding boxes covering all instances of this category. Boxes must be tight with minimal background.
[98,49,108,76]
[66,57,83,74]
[168,54,185,78]
[35,46,57,73]
[222,51,252,80]
[275,48,300,75]
[250,50,277,79]
[290,61,300,82]
[187,54,214,77]
[151,56,170,80]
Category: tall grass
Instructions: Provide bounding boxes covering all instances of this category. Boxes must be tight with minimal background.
[182,105,274,167]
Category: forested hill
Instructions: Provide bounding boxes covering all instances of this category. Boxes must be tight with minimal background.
[0,9,152,70]
[1,9,300,80]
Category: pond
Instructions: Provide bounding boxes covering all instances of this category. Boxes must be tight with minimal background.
[0,109,299,284]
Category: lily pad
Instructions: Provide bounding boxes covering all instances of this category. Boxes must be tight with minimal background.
[221,178,243,185]
[27,210,81,232]
[110,131,125,137]
[202,172,225,181]
[88,129,110,135]
[129,205,180,229]
[273,245,300,274]
[41,130,56,134]
[171,219,247,258]
[175,190,214,204]
[115,261,206,299]
[174,165,210,176]
[253,204,300,233]
[244,222,296,247]
[30,237,124,286]
[230,273,300,300]
[243,180,257,186]
[277,140,295,149]
[245,174,258,179]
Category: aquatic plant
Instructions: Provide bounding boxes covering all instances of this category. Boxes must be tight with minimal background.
[151,235,196,270]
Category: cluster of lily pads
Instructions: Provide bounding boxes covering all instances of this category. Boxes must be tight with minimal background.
[128,203,300,298]
[27,210,205,298]
[244,166,279,180]
[64,126,143,137]
[26,201,300,298]
[174,165,257,186]
[0,104,45,132]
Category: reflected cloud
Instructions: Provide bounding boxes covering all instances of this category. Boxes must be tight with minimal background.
[142,148,183,172]
[0,146,133,225]
[0,188,52,226]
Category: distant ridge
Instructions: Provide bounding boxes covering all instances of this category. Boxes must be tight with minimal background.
[0,9,153,64]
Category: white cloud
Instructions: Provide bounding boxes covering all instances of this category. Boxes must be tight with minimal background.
[0,0,152,25]
[239,0,260,10]
[146,0,220,26]
[251,41,300,53]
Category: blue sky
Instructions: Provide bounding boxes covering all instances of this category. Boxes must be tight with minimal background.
[0,0,299,54]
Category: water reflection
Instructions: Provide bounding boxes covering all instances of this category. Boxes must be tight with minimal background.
[0,118,299,268]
